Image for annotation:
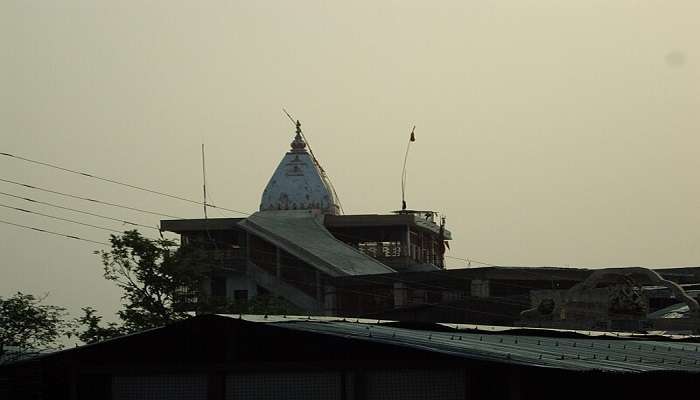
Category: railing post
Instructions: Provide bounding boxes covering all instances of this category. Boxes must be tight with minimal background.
[276,247,281,279]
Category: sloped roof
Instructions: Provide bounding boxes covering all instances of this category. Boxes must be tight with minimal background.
[238,210,396,276]
[5,314,699,374]
[264,317,700,373]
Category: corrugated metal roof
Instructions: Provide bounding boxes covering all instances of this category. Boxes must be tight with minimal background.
[238,211,395,276]
[257,318,700,373]
[649,303,691,319]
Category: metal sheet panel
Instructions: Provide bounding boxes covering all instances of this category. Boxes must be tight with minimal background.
[270,320,700,373]
[226,372,342,400]
[112,374,207,400]
[366,369,465,400]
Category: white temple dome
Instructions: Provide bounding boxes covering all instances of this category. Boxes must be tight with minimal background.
[259,121,341,215]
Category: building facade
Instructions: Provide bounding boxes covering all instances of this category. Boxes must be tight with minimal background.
[161,124,451,315]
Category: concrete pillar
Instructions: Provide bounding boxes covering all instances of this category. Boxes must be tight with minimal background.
[394,282,409,307]
[316,270,322,304]
[404,225,411,262]
[245,232,250,258]
[470,279,490,298]
[324,284,337,316]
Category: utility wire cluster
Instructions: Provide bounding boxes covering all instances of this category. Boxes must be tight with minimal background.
[0,151,493,266]
[0,152,528,317]
[1,151,527,317]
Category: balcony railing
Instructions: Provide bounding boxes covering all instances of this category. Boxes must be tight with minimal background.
[206,249,246,271]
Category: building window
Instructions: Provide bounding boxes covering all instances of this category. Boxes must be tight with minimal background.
[211,277,227,298]
[358,241,402,258]
[234,290,248,302]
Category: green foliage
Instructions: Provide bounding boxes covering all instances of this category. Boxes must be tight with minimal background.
[0,292,70,361]
[73,307,123,344]
[76,230,220,342]
[77,230,302,344]
[95,230,214,333]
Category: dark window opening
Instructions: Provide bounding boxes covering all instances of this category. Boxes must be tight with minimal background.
[234,290,248,301]
[211,277,227,298]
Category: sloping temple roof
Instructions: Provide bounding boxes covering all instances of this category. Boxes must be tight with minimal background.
[238,210,396,277]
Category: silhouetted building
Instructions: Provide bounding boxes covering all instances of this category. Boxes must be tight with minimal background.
[2,314,699,400]
[161,123,451,315]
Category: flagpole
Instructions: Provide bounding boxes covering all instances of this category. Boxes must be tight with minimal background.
[401,126,416,211]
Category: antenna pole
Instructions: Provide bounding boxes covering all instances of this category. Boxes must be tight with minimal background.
[283,108,296,125]
[401,125,416,211]
[201,143,208,219]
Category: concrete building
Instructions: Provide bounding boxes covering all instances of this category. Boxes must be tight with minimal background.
[161,122,451,315]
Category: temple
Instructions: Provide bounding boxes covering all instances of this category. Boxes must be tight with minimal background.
[161,121,451,316]
[161,122,700,333]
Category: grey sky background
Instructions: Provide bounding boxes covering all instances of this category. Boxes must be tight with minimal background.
[1,1,699,320]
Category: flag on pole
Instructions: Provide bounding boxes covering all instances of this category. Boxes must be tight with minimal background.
[410,126,416,142]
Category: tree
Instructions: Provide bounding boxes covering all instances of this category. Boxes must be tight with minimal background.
[77,230,300,344]
[73,307,123,345]
[95,230,214,333]
[0,292,70,363]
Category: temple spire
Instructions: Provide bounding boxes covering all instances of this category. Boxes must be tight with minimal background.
[290,120,307,152]
[261,121,341,214]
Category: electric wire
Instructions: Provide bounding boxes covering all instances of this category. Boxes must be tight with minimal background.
[1,154,493,266]
[0,218,109,246]
[445,255,494,267]
[0,177,183,219]
[0,157,494,267]
[1,152,499,266]
[0,152,251,216]
[0,203,123,233]
[0,178,539,310]
[0,190,162,232]
[0,155,565,319]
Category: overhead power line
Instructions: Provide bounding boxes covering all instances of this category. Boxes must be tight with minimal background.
[0,191,161,231]
[0,177,182,219]
[0,218,109,246]
[0,152,251,216]
[0,203,124,233]
[445,255,495,267]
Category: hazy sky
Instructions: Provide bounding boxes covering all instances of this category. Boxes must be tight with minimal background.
[1,1,699,320]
